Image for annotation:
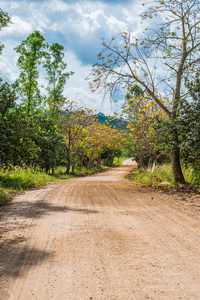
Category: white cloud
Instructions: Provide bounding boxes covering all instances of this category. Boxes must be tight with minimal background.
[1,15,33,37]
[0,55,19,82]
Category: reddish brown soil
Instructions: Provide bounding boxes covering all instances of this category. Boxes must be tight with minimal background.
[1,159,200,299]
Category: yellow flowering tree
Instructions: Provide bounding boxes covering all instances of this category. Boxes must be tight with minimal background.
[124,85,169,170]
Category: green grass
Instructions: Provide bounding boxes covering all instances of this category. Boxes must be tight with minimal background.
[126,164,174,186]
[0,166,59,206]
[127,163,200,187]
[113,156,129,165]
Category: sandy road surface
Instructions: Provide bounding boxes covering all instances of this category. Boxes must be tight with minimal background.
[1,159,200,299]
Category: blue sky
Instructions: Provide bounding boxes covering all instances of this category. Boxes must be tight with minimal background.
[0,0,150,114]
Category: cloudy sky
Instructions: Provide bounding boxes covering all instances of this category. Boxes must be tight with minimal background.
[0,0,149,114]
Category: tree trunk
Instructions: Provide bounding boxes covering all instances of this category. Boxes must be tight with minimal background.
[137,148,145,171]
[65,142,71,175]
[170,127,185,183]
[97,154,101,168]
[171,146,185,183]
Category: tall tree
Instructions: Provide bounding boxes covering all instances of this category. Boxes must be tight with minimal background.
[89,0,200,183]
[15,31,47,112]
[44,43,74,117]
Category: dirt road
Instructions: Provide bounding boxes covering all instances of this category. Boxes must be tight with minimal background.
[1,160,200,300]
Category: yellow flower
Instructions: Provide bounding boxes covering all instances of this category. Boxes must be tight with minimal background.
[101,56,105,59]
[160,1,165,4]
[144,73,148,76]
[134,61,136,64]
[163,56,167,59]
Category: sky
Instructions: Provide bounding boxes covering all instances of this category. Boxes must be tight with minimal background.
[0,0,150,115]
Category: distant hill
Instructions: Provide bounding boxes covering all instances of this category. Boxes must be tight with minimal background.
[95,113,127,129]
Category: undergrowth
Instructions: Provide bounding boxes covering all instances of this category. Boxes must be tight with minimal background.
[127,163,200,189]
[0,166,58,206]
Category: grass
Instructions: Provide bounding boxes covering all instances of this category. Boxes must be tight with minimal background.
[113,156,129,165]
[0,166,59,206]
[127,162,200,189]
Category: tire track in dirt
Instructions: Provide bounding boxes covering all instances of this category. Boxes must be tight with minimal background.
[1,160,200,299]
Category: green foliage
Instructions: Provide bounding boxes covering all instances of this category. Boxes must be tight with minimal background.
[113,156,129,165]
[0,79,38,166]
[0,8,11,54]
[44,43,74,116]
[0,166,56,205]
[128,163,174,185]
[33,111,66,172]
[178,73,200,170]
[15,30,48,112]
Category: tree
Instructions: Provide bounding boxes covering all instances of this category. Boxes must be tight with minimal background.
[0,8,11,54]
[61,101,94,174]
[123,85,168,170]
[33,111,65,173]
[89,0,200,183]
[0,79,39,167]
[178,73,200,172]
[15,31,48,112]
[43,43,74,117]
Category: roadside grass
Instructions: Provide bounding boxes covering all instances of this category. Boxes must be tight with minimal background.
[126,163,200,188]
[0,166,59,206]
[113,156,129,165]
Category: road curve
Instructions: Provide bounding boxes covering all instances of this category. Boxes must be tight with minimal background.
[1,159,200,299]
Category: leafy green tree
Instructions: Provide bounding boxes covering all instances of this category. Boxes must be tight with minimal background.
[89,0,200,183]
[0,8,11,54]
[178,73,200,170]
[44,43,74,117]
[0,78,18,165]
[32,111,65,173]
[0,79,38,167]
[15,30,48,112]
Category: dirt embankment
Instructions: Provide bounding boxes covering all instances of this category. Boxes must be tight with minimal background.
[1,159,200,299]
